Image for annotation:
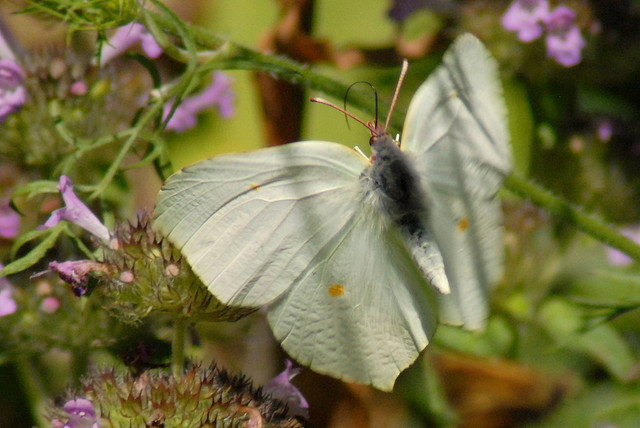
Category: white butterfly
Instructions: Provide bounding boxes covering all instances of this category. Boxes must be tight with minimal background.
[153,33,512,391]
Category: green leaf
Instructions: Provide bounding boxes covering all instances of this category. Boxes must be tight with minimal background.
[540,298,637,381]
[434,316,514,356]
[11,180,59,200]
[1,227,64,278]
[565,270,640,308]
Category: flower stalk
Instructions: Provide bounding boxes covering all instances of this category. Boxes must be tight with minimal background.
[505,173,640,263]
[171,316,186,379]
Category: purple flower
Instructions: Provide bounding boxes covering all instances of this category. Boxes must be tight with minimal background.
[163,72,235,133]
[0,266,17,317]
[544,6,585,67]
[502,0,549,42]
[607,227,640,266]
[62,398,99,428]
[97,23,162,66]
[264,360,309,419]
[597,120,613,142]
[48,260,110,297]
[70,81,88,96]
[0,59,25,123]
[39,176,110,242]
[0,199,20,239]
[41,296,60,313]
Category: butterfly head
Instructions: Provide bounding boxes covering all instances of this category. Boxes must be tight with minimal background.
[369,120,401,163]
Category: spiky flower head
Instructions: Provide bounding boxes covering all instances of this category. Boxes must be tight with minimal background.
[49,364,307,427]
[95,213,257,323]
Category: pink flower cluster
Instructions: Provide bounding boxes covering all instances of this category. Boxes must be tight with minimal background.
[502,0,586,67]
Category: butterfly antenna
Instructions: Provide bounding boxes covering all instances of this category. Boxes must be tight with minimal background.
[344,81,379,130]
[384,59,409,132]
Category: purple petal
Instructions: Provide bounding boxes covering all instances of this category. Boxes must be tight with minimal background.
[164,73,235,132]
[0,200,20,239]
[597,120,613,142]
[97,23,162,66]
[70,81,88,96]
[0,265,17,317]
[0,59,25,123]
[544,6,576,33]
[64,398,97,418]
[163,103,197,133]
[264,360,309,419]
[41,296,61,313]
[63,398,98,428]
[502,0,549,42]
[546,26,585,67]
[49,260,108,296]
[0,59,24,86]
[39,176,110,241]
[0,287,17,316]
[140,32,163,58]
[607,227,640,266]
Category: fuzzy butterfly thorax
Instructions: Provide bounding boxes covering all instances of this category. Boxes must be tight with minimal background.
[367,131,428,225]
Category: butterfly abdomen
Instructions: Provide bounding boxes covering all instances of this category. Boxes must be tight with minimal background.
[362,133,449,294]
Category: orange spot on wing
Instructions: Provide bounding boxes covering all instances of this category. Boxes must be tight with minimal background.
[458,216,469,232]
[328,284,345,297]
[249,183,260,191]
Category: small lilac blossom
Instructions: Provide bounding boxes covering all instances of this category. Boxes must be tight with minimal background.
[544,6,585,67]
[0,59,25,122]
[163,72,235,133]
[41,296,61,313]
[0,265,17,317]
[48,260,111,297]
[264,360,309,419]
[39,176,110,241]
[70,81,88,96]
[502,0,550,42]
[62,398,99,428]
[607,227,640,266]
[97,23,162,66]
[597,120,613,142]
[0,199,20,239]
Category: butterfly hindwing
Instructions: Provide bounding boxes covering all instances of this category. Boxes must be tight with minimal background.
[268,205,437,391]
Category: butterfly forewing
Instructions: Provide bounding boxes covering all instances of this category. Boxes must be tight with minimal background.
[401,34,512,328]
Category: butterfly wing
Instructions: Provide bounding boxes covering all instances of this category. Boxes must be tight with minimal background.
[401,34,512,329]
[267,202,437,390]
[154,141,437,389]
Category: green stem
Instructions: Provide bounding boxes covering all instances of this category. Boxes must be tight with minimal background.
[71,298,92,387]
[14,358,49,428]
[505,173,640,262]
[146,10,385,122]
[172,317,187,379]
